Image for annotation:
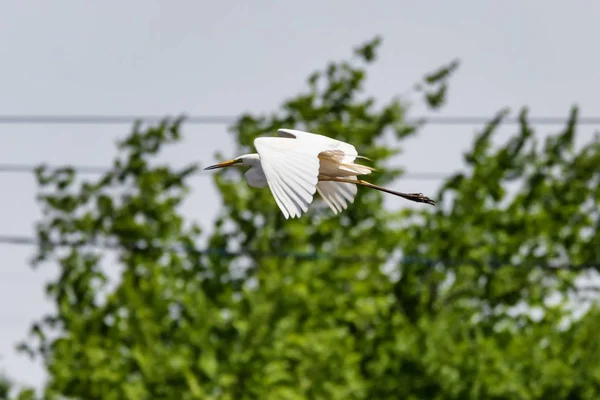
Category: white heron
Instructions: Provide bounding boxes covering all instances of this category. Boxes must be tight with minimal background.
[204,129,435,219]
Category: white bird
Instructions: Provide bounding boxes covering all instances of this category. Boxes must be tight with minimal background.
[204,128,435,219]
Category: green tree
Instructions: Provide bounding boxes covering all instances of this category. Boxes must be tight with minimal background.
[0,371,36,400]
[0,374,11,400]
[18,36,600,399]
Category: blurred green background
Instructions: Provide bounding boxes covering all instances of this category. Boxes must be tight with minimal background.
[2,37,600,400]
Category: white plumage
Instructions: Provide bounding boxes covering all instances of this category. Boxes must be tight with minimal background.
[204,128,435,219]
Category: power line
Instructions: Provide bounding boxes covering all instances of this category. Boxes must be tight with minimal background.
[0,115,233,125]
[0,115,597,126]
[0,234,377,262]
[0,234,598,273]
[0,163,107,175]
[0,163,450,181]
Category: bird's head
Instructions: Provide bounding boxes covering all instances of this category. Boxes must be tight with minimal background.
[204,153,260,170]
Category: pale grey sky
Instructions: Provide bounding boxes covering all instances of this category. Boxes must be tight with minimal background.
[1,0,599,390]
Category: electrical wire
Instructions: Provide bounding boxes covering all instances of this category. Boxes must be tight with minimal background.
[0,115,597,126]
[0,163,451,181]
[0,234,598,272]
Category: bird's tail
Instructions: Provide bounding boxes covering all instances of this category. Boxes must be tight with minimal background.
[338,162,376,176]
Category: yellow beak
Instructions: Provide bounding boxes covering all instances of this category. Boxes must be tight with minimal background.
[204,159,240,170]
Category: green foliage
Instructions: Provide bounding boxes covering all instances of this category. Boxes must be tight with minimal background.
[0,372,37,400]
[19,36,600,399]
[0,375,10,399]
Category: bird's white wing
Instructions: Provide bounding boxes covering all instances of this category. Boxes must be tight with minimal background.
[254,136,321,219]
[316,178,358,214]
[276,129,365,214]
[277,129,358,163]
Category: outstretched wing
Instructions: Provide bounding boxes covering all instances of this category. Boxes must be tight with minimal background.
[277,129,358,163]
[253,136,322,219]
[278,129,363,214]
[316,178,358,214]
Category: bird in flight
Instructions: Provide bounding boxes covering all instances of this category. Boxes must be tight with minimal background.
[204,129,435,219]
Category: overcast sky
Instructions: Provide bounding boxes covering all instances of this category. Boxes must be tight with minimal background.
[1,0,599,390]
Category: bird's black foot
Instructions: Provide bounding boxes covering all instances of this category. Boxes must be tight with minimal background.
[407,193,436,206]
